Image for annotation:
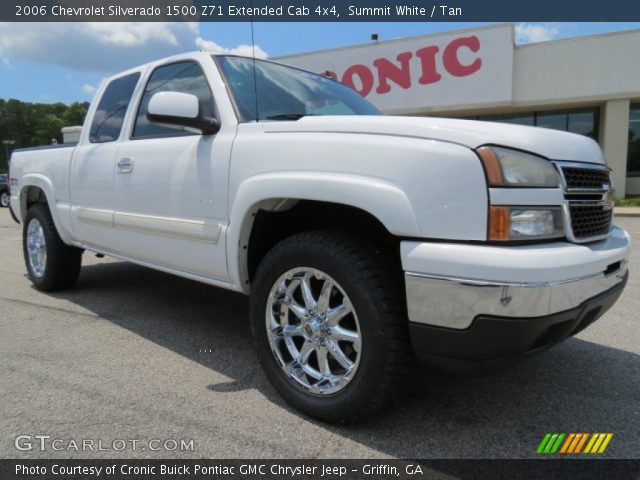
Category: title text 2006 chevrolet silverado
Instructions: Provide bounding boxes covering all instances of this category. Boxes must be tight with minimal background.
[9,53,630,422]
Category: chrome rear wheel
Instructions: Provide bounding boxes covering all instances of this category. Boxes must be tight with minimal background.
[26,218,47,277]
[23,203,83,291]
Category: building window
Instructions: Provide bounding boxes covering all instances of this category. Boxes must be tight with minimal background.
[473,107,600,142]
[477,113,534,126]
[628,104,640,177]
[536,111,567,132]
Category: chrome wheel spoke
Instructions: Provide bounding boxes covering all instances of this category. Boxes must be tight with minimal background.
[265,267,361,395]
[317,279,333,313]
[325,303,352,326]
[283,337,300,362]
[268,323,302,338]
[331,326,359,344]
[298,341,315,363]
[287,300,308,321]
[300,274,316,311]
[301,364,323,382]
[316,346,332,379]
[283,324,303,337]
[326,339,353,370]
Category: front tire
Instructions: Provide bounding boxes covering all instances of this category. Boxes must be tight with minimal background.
[23,203,83,291]
[250,231,412,423]
[0,191,9,208]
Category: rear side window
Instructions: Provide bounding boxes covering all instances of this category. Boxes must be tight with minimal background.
[132,61,215,139]
[89,73,140,143]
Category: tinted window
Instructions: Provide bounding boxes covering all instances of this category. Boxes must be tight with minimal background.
[535,112,568,131]
[478,113,534,126]
[133,61,215,138]
[215,56,380,122]
[89,73,140,143]
[568,111,598,138]
[470,107,600,141]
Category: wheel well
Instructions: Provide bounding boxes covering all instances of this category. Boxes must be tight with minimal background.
[20,185,48,220]
[246,200,401,282]
[22,187,47,212]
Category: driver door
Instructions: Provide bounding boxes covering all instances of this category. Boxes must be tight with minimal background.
[112,60,229,280]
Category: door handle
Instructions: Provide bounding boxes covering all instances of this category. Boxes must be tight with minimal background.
[117,157,134,173]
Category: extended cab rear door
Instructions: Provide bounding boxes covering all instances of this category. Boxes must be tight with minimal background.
[69,72,141,251]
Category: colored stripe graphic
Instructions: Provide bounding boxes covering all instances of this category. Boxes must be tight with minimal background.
[560,433,575,453]
[584,433,614,453]
[584,433,599,453]
[537,433,565,454]
[550,433,565,453]
[543,434,558,453]
[598,433,613,453]
[573,433,589,453]
[537,433,613,454]
[537,434,552,454]
[567,433,582,453]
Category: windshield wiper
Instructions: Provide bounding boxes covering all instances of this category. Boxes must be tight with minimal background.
[265,113,313,121]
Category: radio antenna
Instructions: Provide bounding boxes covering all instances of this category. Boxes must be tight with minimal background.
[249,5,259,122]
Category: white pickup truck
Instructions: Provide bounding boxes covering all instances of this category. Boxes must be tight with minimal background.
[9,52,630,422]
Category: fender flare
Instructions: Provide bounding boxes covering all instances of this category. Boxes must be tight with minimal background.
[226,172,420,292]
[19,174,74,244]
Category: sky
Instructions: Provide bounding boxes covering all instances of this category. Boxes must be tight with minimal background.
[1,21,639,104]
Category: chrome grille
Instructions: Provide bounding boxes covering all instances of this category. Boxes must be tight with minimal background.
[568,204,613,239]
[555,162,613,243]
[562,167,611,190]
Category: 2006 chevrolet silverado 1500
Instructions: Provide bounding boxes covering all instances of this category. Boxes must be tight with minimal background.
[8,52,630,422]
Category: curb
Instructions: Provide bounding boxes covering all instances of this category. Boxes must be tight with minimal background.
[614,208,640,218]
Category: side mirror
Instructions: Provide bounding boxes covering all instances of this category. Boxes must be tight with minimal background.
[147,91,220,135]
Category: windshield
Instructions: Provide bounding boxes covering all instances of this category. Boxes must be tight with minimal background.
[214,56,381,122]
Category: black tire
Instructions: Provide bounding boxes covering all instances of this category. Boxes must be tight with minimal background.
[250,231,412,423]
[23,202,82,291]
[0,190,9,208]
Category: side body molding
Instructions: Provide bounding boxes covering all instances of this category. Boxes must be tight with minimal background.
[72,207,222,245]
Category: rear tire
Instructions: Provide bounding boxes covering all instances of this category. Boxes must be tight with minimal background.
[250,231,412,423]
[23,203,82,291]
[0,191,9,208]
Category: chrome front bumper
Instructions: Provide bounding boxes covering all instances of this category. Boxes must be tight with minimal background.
[403,226,630,330]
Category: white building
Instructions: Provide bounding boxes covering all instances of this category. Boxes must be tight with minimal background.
[279,24,640,197]
[61,125,82,144]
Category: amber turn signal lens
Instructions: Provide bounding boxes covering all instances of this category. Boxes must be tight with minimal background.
[489,206,510,240]
[477,146,504,186]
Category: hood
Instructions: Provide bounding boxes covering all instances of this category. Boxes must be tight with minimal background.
[262,115,605,164]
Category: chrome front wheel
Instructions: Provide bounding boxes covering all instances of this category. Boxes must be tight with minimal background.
[266,267,361,395]
[251,231,412,423]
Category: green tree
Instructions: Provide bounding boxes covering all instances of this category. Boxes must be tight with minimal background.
[63,102,89,126]
[0,98,89,173]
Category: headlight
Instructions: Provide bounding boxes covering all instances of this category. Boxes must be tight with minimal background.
[477,146,560,187]
[489,206,564,241]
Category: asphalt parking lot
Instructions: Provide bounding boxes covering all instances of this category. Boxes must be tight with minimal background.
[0,208,638,459]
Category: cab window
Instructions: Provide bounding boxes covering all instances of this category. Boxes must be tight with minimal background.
[89,73,140,143]
[132,61,215,139]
